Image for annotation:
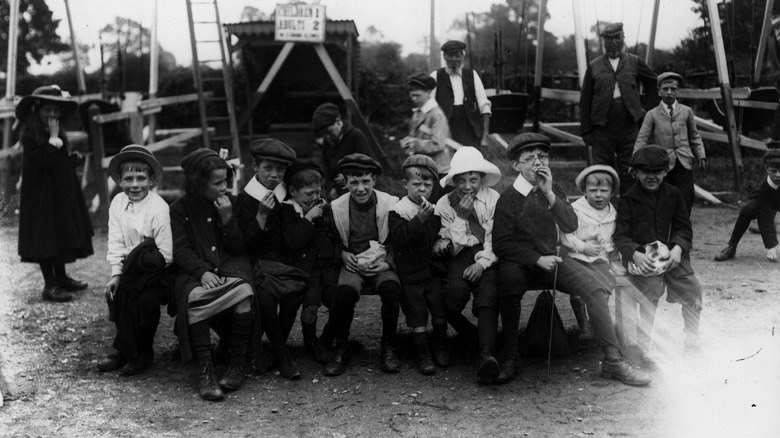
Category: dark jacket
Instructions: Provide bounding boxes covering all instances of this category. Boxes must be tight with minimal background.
[613,182,693,267]
[750,179,780,249]
[323,122,371,190]
[435,67,483,140]
[18,129,93,263]
[279,203,338,273]
[388,208,443,285]
[170,193,253,362]
[580,52,658,135]
[234,191,288,263]
[493,183,577,269]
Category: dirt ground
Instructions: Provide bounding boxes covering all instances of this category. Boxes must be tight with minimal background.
[1,206,779,438]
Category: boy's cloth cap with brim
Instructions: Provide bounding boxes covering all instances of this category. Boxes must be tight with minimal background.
[763,147,780,164]
[600,22,624,37]
[108,144,164,184]
[506,132,551,161]
[283,160,324,187]
[441,40,467,53]
[248,138,297,165]
[338,153,382,176]
[657,72,684,86]
[408,73,436,90]
[181,148,219,174]
[575,164,620,194]
[630,145,669,171]
[402,154,439,179]
[16,85,78,121]
[311,103,341,137]
[440,146,502,188]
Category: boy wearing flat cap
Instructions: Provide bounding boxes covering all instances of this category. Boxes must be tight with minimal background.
[320,153,402,376]
[433,146,502,384]
[431,40,492,148]
[494,133,650,386]
[614,145,704,366]
[100,145,173,375]
[389,155,449,375]
[311,103,371,199]
[235,138,309,380]
[401,73,453,203]
[715,145,780,263]
[634,72,706,213]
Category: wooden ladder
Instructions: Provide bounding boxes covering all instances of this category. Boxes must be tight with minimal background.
[184,0,240,159]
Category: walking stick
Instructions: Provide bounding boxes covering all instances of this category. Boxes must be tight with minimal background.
[546,246,560,381]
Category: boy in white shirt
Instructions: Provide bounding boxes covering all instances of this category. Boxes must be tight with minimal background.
[101,145,173,375]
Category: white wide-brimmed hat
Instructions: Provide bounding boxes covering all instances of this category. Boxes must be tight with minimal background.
[440,146,502,188]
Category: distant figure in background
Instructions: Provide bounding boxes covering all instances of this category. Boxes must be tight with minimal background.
[580,23,657,193]
[311,103,371,199]
[431,40,492,148]
[401,73,452,203]
[634,72,706,213]
[16,85,94,303]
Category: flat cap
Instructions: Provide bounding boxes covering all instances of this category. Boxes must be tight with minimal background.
[601,22,624,37]
[630,145,669,171]
[182,148,219,174]
[657,72,684,86]
[408,73,436,91]
[441,40,467,53]
[506,132,551,161]
[402,154,439,178]
[338,153,382,175]
[249,138,297,165]
[763,143,780,164]
[311,103,341,137]
[283,160,324,187]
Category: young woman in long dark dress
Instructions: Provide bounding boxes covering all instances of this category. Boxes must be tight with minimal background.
[16,85,94,302]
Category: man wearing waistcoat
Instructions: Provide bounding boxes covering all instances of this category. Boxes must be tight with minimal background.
[580,23,658,194]
[430,40,492,148]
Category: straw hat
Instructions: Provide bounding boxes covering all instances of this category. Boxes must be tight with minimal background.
[440,146,501,188]
[15,85,78,121]
[574,165,619,194]
[108,144,164,184]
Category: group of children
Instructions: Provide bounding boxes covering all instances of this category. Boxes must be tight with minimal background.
[17,80,780,403]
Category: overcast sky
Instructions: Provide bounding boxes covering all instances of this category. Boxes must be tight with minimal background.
[33,0,701,75]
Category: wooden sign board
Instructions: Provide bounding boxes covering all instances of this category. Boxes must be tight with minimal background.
[274,4,326,43]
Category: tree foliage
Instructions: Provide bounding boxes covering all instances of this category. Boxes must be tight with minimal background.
[0,0,70,74]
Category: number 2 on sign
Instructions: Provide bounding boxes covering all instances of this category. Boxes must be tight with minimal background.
[313,21,318,30]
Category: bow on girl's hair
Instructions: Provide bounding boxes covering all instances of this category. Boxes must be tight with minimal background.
[219,148,242,182]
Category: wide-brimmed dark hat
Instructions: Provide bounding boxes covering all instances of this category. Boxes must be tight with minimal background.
[108,144,164,183]
[15,85,78,121]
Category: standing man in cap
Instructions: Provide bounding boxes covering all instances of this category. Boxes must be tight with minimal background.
[311,103,372,199]
[430,40,492,148]
[401,72,452,202]
[634,72,706,213]
[580,22,658,193]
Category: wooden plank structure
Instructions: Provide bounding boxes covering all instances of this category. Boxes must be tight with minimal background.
[223,19,392,170]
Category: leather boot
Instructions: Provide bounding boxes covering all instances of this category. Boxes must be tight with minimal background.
[57,276,88,292]
[380,338,401,373]
[496,347,520,384]
[431,333,450,368]
[571,297,594,342]
[416,343,435,375]
[600,357,652,386]
[218,355,247,391]
[714,244,736,261]
[277,355,301,380]
[121,351,154,376]
[477,347,499,384]
[325,339,350,376]
[312,338,333,365]
[198,360,225,401]
[42,286,72,303]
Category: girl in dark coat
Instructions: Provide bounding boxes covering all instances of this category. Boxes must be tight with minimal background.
[170,148,254,402]
[16,85,94,302]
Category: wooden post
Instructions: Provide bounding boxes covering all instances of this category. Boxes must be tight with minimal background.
[753,0,775,85]
[128,111,144,145]
[532,0,546,132]
[88,104,109,229]
[707,0,743,190]
[64,0,87,94]
[646,0,660,66]
[571,0,587,87]
[147,0,159,143]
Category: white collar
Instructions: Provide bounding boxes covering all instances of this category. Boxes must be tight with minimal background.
[768,175,780,190]
[664,100,678,113]
[512,174,534,196]
[390,196,420,221]
[283,198,305,217]
[122,191,153,209]
[244,176,287,203]
[415,98,438,115]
